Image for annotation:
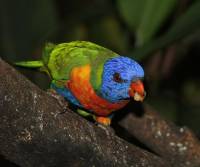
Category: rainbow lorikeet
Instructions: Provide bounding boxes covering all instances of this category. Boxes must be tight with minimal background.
[15,41,146,125]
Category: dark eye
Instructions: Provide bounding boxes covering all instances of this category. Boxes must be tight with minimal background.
[113,73,124,83]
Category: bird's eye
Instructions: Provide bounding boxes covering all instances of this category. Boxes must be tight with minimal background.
[113,73,124,83]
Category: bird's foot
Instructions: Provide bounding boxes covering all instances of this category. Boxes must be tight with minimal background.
[47,89,70,114]
[95,116,115,135]
[95,116,111,126]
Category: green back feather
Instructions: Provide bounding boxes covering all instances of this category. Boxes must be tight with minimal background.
[47,41,118,90]
[15,41,118,91]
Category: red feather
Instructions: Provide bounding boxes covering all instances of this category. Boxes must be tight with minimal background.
[67,64,129,116]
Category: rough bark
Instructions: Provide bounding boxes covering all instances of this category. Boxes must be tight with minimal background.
[120,104,200,167]
[0,58,169,167]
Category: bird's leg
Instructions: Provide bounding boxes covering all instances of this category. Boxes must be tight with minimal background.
[76,109,115,134]
[94,116,115,135]
[47,88,70,114]
[95,116,111,126]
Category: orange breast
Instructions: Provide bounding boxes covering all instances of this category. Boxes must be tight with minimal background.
[66,64,129,116]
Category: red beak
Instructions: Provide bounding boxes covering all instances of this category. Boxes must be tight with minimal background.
[129,80,146,101]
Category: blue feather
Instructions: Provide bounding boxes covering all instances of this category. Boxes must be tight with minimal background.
[100,56,144,103]
[51,83,82,107]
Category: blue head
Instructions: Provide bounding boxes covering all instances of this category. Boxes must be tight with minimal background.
[100,56,145,103]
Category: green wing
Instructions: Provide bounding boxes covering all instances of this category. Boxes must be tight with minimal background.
[47,41,118,90]
[15,41,118,90]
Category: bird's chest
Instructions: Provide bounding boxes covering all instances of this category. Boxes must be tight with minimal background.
[66,64,129,116]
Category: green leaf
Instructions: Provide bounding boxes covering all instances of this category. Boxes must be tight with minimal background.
[117,0,177,45]
[131,1,200,60]
[90,15,128,53]
[117,0,147,29]
[136,0,177,45]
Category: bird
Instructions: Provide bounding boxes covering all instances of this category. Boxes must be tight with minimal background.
[15,41,146,126]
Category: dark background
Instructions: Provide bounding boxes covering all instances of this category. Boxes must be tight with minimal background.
[0,1,200,165]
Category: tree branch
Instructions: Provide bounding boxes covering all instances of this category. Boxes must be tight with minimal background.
[0,58,169,167]
[120,104,200,167]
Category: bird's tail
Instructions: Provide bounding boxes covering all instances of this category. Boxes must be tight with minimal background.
[14,60,51,77]
[14,43,55,78]
[14,60,44,68]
